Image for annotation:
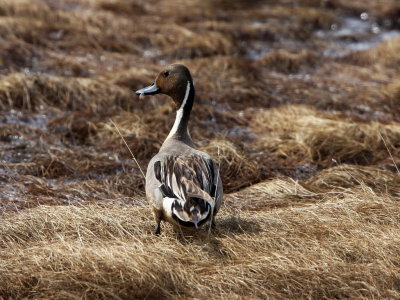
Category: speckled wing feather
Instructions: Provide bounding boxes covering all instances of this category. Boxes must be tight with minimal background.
[153,154,217,205]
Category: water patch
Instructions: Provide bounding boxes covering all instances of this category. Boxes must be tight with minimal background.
[0,110,48,130]
[228,126,258,142]
[0,182,27,211]
[316,14,400,57]
[245,40,272,60]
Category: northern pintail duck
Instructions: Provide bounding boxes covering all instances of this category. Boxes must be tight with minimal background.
[136,64,223,234]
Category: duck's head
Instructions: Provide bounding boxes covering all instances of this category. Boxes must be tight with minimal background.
[136,64,194,108]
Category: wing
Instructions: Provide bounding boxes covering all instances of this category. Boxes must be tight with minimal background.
[153,154,218,205]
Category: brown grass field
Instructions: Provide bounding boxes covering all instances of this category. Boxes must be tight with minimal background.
[1,0,400,298]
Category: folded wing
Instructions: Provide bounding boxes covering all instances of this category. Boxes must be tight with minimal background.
[154,154,218,207]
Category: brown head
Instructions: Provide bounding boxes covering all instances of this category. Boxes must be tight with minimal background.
[136,64,194,109]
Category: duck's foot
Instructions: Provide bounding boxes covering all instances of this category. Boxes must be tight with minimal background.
[154,223,161,235]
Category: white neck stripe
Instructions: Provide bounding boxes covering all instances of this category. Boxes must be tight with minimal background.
[166,81,191,140]
[181,81,191,111]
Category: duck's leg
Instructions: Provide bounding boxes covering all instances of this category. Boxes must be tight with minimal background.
[208,216,216,233]
[154,222,161,235]
[211,217,217,228]
[153,209,163,235]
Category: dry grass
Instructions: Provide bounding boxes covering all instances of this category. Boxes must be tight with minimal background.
[307,164,400,195]
[1,186,400,299]
[0,73,133,112]
[253,105,400,164]
[258,49,316,74]
[384,78,400,108]
[1,0,400,298]
[346,37,400,75]
[226,177,320,210]
[200,139,260,191]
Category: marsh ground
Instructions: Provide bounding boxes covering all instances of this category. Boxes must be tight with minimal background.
[0,0,400,298]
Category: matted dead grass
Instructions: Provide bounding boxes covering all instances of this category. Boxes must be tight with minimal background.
[384,78,400,108]
[258,49,316,74]
[345,37,400,72]
[226,177,320,210]
[0,73,133,112]
[253,105,400,165]
[1,186,400,299]
[200,139,260,192]
[307,164,400,195]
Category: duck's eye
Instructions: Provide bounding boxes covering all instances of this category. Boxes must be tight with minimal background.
[163,71,169,77]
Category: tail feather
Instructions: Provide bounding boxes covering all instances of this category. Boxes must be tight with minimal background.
[171,197,211,228]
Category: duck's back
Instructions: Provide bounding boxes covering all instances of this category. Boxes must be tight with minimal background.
[146,141,223,217]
